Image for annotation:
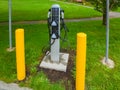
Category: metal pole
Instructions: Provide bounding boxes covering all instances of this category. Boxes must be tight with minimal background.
[105,0,109,62]
[8,0,12,49]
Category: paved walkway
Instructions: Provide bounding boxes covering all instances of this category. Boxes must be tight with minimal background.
[0,12,120,26]
[0,81,32,90]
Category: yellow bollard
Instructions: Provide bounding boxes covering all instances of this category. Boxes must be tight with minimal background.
[15,29,26,81]
[76,33,87,90]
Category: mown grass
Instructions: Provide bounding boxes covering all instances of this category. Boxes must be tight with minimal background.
[0,18,120,90]
[0,24,65,90]
[0,0,101,22]
[116,7,120,12]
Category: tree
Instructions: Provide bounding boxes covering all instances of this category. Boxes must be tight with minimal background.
[87,0,119,25]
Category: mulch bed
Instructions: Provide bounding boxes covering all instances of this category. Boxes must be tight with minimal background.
[37,49,76,90]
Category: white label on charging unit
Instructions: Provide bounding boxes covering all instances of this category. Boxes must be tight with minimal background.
[51,21,57,26]
[52,33,57,39]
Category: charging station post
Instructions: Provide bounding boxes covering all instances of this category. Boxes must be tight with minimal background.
[40,4,69,72]
[50,4,60,63]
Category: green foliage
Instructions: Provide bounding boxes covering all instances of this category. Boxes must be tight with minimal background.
[59,0,75,2]
[87,0,120,24]
[116,7,120,12]
[87,0,119,13]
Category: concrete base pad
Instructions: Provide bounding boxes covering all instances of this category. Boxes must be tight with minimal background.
[101,57,115,69]
[6,47,15,52]
[40,53,69,72]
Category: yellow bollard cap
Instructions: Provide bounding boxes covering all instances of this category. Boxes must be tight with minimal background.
[77,33,86,37]
[16,29,24,33]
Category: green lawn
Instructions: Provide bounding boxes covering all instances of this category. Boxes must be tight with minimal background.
[0,18,120,90]
[0,0,101,22]
[116,7,120,12]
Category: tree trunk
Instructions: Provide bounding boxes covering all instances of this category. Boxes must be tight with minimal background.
[102,1,107,25]
[103,12,106,25]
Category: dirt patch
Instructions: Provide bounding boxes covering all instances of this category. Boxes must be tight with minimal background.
[37,49,76,90]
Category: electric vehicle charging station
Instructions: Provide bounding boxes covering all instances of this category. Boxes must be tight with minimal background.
[40,4,69,72]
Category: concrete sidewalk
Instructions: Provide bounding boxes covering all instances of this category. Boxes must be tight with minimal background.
[0,12,120,26]
[0,81,32,90]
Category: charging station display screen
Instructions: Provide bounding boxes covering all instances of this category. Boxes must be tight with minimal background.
[52,8,59,21]
[51,7,60,39]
